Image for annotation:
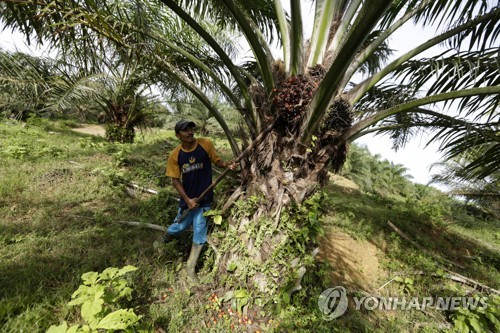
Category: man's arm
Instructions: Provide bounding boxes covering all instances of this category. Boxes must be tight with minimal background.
[202,138,238,170]
[172,178,198,209]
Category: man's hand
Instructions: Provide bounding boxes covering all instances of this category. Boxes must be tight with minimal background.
[226,160,239,171]
[216,159,239,170]
[186,197,199,210]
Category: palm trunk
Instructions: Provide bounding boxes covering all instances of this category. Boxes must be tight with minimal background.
[104,103,135,143]
[203,66,356,315]
[205,69,352,314]
[207,127,334,313]
[105,123,135,143]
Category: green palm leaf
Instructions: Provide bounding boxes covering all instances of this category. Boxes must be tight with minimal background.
[392,48,499,120]
[1,0,499,178]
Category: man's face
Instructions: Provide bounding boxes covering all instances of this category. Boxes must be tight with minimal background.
[176,126,195,143]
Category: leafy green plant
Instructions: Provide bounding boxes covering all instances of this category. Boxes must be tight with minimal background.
[2,144,29,159]
[92,165,127,187]
[110,144,132,167]
[393,276,415,294]
[300,191,326,241]
[105,125,135,144]
[280,191,325,254]
[2,142,66,159]
[219,289,249,315]
[46,265,145,333]
[204,208,223,225]
[78,137,107,150]
[34,145,66,158]
[232,195,260,219]
[26,115,53,131]
[450,295,500,333]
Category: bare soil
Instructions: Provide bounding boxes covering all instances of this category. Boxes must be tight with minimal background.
[71,124,106,136]
[319,230,385,292]
[328,173,359,191]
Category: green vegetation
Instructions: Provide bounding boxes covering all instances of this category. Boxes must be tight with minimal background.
[1,1,498,332]
[0,118,498,332]
[2,0,499,177]
[47,265,144,333]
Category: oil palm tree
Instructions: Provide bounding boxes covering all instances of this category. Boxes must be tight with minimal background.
[91,54,161,143]
[0,47,160,143]
[431,155,500,219]
[0,50,58,119]
[1,0,499,310]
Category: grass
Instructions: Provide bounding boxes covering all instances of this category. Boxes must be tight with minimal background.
[323,183,500,289]
[316,183,499,332]
[0,119,178,331]
[0,118,498,332]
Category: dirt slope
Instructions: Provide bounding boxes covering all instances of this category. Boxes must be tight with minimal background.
[319,230,384,292]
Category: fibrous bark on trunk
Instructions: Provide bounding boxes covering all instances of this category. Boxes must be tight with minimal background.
[202,67,354,318]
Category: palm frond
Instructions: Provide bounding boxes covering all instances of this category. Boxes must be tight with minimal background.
[380,0,495,34]
[353,83,420,117]
[288,0,303,75]
[325,0,363,57]
[378,0,423,29]
[349,7,499,105]
[0,50,57,114]
[2,0,131,69]
[392,48,500,120]
[339,0,430,92]
[173,0,279,44]
[375,107,499,181]
[414,0,493,29]
[44,72,104,112]
[432,124,500,180]
[300,0,392,144]
[356,30,394,76]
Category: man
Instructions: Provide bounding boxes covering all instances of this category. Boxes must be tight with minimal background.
[164,119,236,283]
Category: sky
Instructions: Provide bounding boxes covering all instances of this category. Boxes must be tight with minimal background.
[0,12,451,187]
[353,22,446,186]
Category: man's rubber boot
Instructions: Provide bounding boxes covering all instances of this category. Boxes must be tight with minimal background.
[163,232,175,244]
[186,243,203,283]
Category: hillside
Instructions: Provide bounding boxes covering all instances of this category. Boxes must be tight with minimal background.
[0,118,498,332]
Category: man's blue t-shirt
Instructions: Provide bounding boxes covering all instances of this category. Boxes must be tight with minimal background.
[166,138,220,209]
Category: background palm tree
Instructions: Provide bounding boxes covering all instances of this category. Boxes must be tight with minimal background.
[0,50,59,120]
[166,94,241,137]
[0,48,162,143]
[340,144,414,197]
[431,156,500,219]
[90,53,161,143]
[1,0,498,309]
